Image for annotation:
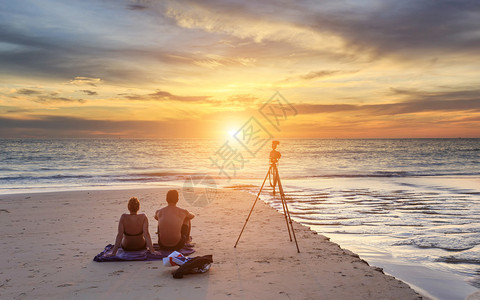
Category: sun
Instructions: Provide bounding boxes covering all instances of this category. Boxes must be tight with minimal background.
[214,113,248,140]
[227,128,238,138]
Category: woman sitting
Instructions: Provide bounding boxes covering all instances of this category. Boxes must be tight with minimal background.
[109,197,156,256]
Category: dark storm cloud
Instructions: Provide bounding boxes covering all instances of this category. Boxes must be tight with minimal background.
[295,89,480,115]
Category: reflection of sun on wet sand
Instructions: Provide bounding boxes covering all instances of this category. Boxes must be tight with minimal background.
[0,188,425,299]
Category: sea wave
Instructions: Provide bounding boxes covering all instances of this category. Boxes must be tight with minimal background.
[435,256,480,265]
[303,172,480,178]
[393,235,480,251]
[0,174,94,181]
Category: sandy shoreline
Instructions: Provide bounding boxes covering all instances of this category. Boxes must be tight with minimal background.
[0,187,425,299]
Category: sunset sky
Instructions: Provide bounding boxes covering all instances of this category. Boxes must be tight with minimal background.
[1,0,480,138]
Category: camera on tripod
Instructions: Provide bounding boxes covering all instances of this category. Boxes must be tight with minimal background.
[270,140,281,165]
[235,139,300,253]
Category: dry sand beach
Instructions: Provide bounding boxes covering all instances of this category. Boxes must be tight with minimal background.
[0,187,426,299]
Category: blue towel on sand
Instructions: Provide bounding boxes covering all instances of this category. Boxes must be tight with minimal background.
[93,243,195,262]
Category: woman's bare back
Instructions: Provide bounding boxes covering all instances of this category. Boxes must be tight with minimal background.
[121,214,147,250]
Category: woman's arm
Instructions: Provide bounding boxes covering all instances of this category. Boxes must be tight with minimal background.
[110,214,125,256]
[143,215,155,253]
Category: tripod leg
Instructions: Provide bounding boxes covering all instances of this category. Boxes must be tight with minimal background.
[277,173,300,253]
[274,167,292,241]
[273,167,278,196]
[270,166,277,196]
[234,166,272,248]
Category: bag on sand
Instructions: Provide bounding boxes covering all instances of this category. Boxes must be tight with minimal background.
[163,251,191,266]
[172,255,213,279]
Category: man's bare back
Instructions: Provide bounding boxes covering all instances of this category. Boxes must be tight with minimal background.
[155,190,194,249]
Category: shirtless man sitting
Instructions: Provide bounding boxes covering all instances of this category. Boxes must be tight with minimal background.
[154,190,195,250]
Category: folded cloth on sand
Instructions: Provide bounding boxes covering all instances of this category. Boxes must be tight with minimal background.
[172,255,213,279]
[93,243,195,262]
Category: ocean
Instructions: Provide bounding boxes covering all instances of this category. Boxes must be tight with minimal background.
[1,138,479,299]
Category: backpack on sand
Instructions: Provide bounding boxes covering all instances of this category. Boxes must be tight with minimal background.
[172,255,213,279]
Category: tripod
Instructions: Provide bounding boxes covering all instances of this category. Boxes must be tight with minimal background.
[234,162,300,253]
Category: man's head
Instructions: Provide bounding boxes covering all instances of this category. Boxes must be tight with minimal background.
[166,189,179,205]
